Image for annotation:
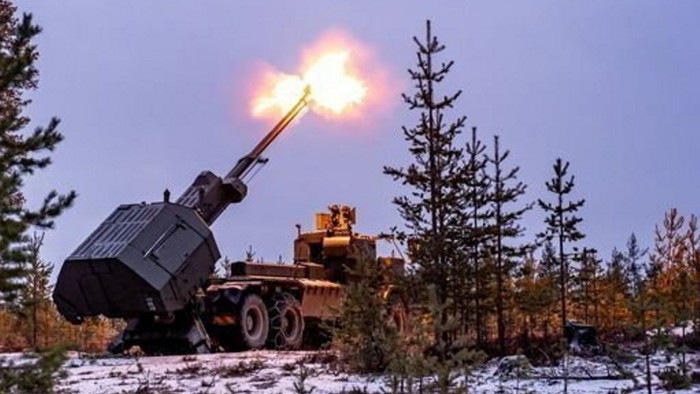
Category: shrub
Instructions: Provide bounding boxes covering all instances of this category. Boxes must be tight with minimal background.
[657,367,691,390]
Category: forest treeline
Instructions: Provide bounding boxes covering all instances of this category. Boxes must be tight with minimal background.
[332,21,700,392]
[379,19,700,356]
[398,20,700,350]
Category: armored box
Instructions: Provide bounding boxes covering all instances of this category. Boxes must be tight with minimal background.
[53,202,220,323]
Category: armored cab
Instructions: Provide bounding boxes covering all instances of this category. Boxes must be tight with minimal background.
[203,205,406,352]
[294,205,403,282]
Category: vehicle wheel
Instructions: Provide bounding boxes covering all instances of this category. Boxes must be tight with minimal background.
[267,292,304,350]
[236,293,269,349]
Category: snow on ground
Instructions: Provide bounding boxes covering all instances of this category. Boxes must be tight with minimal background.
[2,349,700,393]
[59,351,384,394]
[648,321,696,339]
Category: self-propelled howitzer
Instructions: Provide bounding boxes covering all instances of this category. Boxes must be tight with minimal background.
[52,91,309,352]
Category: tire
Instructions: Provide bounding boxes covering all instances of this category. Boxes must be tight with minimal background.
[236,293,269,349]
[267,292,304,350]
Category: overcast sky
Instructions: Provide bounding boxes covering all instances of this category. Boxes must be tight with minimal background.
[15,1,700,275]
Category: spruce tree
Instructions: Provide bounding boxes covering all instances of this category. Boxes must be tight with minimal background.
[384,20,467,347]
[0,0,75,304]
[484,134,531,355]
[537,158,585,338]
[0,2,74,391]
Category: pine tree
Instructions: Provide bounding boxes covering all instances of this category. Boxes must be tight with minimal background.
[484,134,531,355]
[645,258,664,338]
[623,235,652,394]
[333,245,398,373]
[383,20,467,348]
[425,285,485,394]
[459,126,492,345]
[622,234,648,335]
[571,247,601,326]
[514,253,538,346]
[536,240,559,342]
[19,232,53,350]
[215,256,234,278]
[537,158,585,338]
[384,285,486,394]
[684,215,700,328]
[648,209,685,329]
[600,248,629,333]
[648,210,694,384]
[0,0,76,304]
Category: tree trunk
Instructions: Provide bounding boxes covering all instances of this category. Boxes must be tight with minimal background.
[558,205,567,339]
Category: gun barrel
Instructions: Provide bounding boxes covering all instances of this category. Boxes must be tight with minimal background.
[174,87,310,224]
[225,88,310,181]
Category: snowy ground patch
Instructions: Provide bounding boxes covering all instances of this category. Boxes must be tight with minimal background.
[2,349,699,393]
[56,351,383,394]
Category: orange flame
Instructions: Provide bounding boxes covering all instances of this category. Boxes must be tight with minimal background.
[251,32,375,119]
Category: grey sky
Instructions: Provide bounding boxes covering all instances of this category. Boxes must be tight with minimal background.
[15,1,700,274]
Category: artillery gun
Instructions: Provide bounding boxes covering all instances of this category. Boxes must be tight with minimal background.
[53,92,404,354]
